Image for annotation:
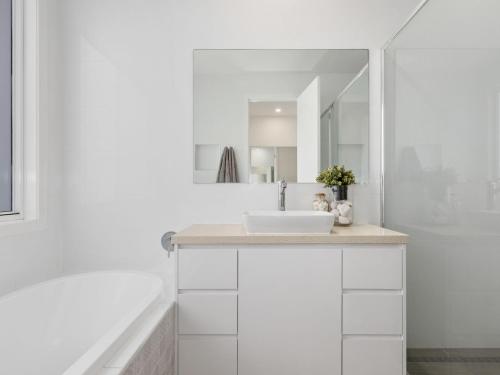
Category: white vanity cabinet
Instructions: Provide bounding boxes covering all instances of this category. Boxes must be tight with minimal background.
[238,248,342,375]
[173,225,407,375]
[342,246,405,375]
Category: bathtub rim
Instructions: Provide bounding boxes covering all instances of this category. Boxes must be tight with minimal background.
[0,270,163,303]
[0,270,164,375]
[65,271,163,375]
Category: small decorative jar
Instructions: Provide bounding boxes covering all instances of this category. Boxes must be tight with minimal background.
[330,185,353,225]
[312,193,329,212]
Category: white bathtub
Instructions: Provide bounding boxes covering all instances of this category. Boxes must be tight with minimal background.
[0,271,166,375]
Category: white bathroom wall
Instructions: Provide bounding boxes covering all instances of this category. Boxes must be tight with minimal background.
[249,116,297,147]
[386,50,500,348]
[55,0,422,290]
[0,0,63,296]
[384,0,500,348]
[297,77,320,182]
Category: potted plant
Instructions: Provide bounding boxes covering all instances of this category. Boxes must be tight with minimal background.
[316,165,356,225]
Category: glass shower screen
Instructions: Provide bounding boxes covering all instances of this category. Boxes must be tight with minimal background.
[384,1,500,374]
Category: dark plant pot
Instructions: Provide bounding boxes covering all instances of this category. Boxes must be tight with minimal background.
[332,185,348,201]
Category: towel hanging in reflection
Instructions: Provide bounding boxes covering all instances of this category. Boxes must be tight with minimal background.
[217,146,239,183]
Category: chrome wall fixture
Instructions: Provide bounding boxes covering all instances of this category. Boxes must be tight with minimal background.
[161,231,176,257]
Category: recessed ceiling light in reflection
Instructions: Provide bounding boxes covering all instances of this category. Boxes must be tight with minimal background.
[275,108,282,113]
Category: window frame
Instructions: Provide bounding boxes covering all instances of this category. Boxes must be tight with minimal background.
[0,0,23,221]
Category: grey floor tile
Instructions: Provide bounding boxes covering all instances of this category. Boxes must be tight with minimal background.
[408,349,450,360]
[408,362,473,375]
[465,363,500,375]
[447,348,500,360]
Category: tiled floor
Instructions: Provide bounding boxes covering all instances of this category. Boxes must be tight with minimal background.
[408,349,500,375]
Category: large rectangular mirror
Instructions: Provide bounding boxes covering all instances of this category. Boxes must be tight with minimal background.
[193,49,369,184]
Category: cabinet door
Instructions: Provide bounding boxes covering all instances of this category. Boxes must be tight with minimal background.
[238,248,342,375]
[178,293,238,334]
[178,248,237,290]
[178,336,237,375]
[343,293,403,335]
[343,337,403,375]
[343,247,402,290]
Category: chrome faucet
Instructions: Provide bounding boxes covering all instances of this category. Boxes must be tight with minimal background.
[278,180,287,211]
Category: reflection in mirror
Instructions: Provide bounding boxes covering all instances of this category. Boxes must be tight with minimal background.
[249,101,297,183]
[321,66,369,181]
[193,50,369,183]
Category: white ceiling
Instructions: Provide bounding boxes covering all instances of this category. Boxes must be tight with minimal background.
[194,49,368,76]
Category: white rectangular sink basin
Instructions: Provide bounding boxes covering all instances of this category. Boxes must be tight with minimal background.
[243,210,335,234]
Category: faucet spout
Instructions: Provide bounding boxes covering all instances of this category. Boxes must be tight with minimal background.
[278,180,287,211]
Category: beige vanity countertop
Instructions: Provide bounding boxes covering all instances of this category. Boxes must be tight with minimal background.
[172,224,408,245]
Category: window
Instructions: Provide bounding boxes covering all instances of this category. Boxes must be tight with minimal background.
[0,0,12,215]
[0,0,39,227]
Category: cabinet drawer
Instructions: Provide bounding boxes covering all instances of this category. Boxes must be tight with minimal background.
[178,248,237,289]
[178,336,237,375]
[343,293,402,335]
[343,247,403,290]
[178,293,237,334]
[343,337,403,375]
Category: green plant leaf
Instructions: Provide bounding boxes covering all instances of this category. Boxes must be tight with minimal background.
[316,165,356,188]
